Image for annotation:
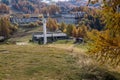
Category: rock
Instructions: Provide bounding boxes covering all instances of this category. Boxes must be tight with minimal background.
[0,50,10,54]
[0,36,5,42]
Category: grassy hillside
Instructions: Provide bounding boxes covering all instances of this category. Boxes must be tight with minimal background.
[0,44,120,80]
[0,44,81,80]
[0,24,119,80]
[8,27,42,42]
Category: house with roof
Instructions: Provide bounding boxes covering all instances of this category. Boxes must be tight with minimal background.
[32,31,68,44]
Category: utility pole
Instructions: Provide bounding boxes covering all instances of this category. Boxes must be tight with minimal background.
[38,0,40,13]
[9,0,12,14]
[43,18,47,44]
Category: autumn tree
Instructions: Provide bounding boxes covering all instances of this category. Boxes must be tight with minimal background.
[0,17,18,38]
[0,4,9,13]
[0,18,9,37]
[41,5,60,15]
[77,25,88,39]
[72,27,78,38]
[46,18,58,32]
[48,5,60,15]
[72,6,104,30]
[88,0,120,66]
[66,24,75,36]
[12,0,35,13]
[59,22,67,32]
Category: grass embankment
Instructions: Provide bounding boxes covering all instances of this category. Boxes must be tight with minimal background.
[8,27,42,42]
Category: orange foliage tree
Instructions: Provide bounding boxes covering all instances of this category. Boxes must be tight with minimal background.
[88,0,120,66]
[46,18,58,32]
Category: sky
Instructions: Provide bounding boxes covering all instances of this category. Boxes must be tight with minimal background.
[41,0,69,3]
[42,0,88,2]
[41,0,88,4]
[57,0,86,1]
[58,0,69,1]
[51,0,69,2]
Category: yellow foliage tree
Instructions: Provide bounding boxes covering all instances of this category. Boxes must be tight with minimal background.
[72,27,78,38]
[66,24,74,36]
[0,17,17,38]
[88,0,120,66]
[77,25,88,38]
[46,18,58,32]
[59,22,67,32]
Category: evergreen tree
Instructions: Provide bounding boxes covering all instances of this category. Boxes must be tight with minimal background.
[2,0,9,5]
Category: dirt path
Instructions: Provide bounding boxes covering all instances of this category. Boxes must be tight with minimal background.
[48,44,85,53]
[16,42,29,45]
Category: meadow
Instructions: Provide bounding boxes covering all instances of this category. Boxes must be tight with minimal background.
[0,25,119,80]
[0,44,120,80]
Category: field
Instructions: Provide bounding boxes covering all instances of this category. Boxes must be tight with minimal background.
[0,44,120,80]
[0,26,120,80]
[0,44,80,80]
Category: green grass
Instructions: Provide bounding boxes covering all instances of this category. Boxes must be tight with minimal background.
[53,40,74,44]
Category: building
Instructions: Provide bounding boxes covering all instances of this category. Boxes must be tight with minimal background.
[41,0,57,5]
[10,14,42,24]
[32,32,68,44]
[71,12,86,19]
